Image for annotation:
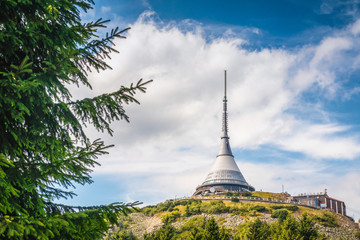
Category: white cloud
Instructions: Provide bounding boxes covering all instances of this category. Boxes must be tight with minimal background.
[324,171,360,220]
[67,12,360,220]
[319,0,360,17]
[101,6,111,14]
[351,19,360,35]
[275,123,360,159]
[77,10,360,174]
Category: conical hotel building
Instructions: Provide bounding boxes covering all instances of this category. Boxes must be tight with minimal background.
[193,71,255,196]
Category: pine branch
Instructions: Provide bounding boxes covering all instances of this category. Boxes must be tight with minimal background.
[68,79,152,135]
[77,20,131,73]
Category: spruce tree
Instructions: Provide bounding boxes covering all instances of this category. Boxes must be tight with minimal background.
[277,215,301,240]
[298,213,319,240]
[237,218,270,240]
[0,0,151,239]
[204,217,220,240]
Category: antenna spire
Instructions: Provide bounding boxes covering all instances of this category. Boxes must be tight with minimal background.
[223,70,228,137]
[218,70,233,156]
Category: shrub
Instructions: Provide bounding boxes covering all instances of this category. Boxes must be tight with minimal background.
[285,205,299,211]
[144,224,175,240]
[313,212,338,227]
[161,210,181,224]
[204,217,220,240]
[298,213,318,239]
[187,199,202,205]
[173,200,189,206]
[157,201,173,212]
[270,205,298,212]
[142,205,157,216]
[234,218,271,239]
[278,215,299,239]
[251,205,267,212]
[241,191,252,197]
[201,200,229,214]
[231,197,240,202]
[271,209,289,222]
[142,202,175,216]
[106,230,137,240]
[185,201,202,217]
[181,216,206,232]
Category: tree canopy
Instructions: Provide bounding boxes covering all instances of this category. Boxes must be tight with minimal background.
[0,0,151,239]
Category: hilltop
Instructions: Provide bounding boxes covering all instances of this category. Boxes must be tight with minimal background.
[105,192,360,240]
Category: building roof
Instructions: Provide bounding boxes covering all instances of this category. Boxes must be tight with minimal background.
[294,193,345,203]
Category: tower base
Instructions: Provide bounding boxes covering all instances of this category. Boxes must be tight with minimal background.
[193,183,255,196]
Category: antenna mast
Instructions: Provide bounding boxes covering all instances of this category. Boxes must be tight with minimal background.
[223,70,228,137]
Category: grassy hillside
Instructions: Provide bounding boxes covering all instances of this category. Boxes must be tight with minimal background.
[251,191,290,200]
[105,198,360,240]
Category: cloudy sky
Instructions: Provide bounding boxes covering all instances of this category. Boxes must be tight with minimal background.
[64,0,360,220]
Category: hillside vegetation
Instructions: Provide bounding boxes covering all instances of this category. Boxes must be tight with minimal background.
[105,198,360,240]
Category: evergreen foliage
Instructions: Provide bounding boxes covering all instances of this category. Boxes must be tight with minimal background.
[111,213,325,240]
[161,211,181,224]
[250,205,267,213]
[143,225,175,240]
[241,191,252,197]
[202,217,229,240]
[107,230,137,240]
[271,209,289,222]
[0,0,151,238]
[234,218,271,240]
[276,215,301,240]
[203,217,220,240]
[270,205,299,211]
[313,212,338,227]
[298,213,319,240]
[200,200,230,214]
[142,200,301,219]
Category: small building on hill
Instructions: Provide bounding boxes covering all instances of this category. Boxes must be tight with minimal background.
[293,190,346,215]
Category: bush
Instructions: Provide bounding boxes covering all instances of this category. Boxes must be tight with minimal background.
[313,212,338,227]
[142,205,157,216]
[285,205,299,211]
[270,205,283,210]
[201,200,229,214]
[142,200,200,216]
[106,230,137,240]
[271,209,289,222]
[241,191,252,197]
[173,200,189,206]
[161,211,181,224]
[231,197,240,202]
[185,201,202,217]
[181,216,206,231]
[270,205,298,212]
[157,201,173,212]
[251,205,267,213]
[298,213,318,239]
[144,224,175,240]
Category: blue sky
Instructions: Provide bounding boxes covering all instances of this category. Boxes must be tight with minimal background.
[64,0,360,220]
